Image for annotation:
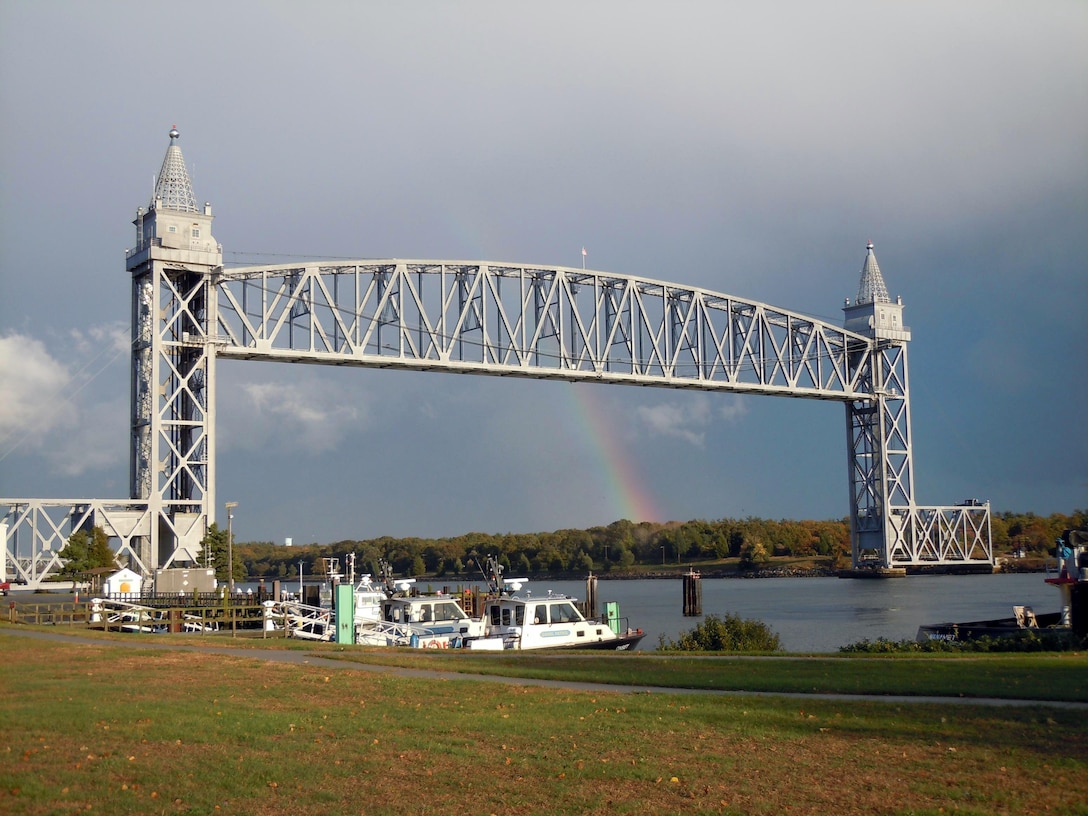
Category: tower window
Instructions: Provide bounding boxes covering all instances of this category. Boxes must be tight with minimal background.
[168,225,177,233]
[192,228,200,238]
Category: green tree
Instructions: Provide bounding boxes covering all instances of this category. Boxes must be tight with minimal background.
[572,550,594,574]
[514,552,531,576]
[201,523,242,585]
[58,526,117,577]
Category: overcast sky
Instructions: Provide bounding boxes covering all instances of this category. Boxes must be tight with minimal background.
[1,1,1085,545]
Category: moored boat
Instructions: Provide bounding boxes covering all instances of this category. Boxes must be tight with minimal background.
[916,608,1062,643]
[917,529,1087,644]
[266,555,645,651]
[468,576,645,651]
[355,577,487,647]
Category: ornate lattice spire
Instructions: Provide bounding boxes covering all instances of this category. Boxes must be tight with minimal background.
[855,240,891,305]
[152,125,199,212]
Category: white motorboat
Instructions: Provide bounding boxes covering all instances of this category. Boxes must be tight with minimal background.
[468,576,644,652]
[352,567,487,647]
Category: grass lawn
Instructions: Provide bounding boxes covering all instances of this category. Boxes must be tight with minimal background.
[2,630,1087,815]
[319,648,1088,703]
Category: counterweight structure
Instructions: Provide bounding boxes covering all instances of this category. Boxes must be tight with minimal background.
[0,130,991,585]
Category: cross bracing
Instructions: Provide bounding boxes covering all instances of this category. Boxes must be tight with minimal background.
[2,128,993,585]
[0,498,195,586]
[213,261,876,400]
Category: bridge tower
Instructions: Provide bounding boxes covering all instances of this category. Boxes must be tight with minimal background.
[843,242,914,568]
[125,127,221,568]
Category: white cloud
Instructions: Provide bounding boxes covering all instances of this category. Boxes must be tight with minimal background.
[47,397,128,477]
[70,322,128,357]
[718,396,749,423]
[635,398,711,446]
[634,394,749,448]
[0,333,79,450]
[0,329,130,476]
[220,376,365,454]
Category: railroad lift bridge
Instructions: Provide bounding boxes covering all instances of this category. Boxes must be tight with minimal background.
[1,128,991,587]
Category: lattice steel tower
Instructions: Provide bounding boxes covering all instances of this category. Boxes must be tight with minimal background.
[843,242,915,566]
[0,129,993,586]
[126,126,221,568]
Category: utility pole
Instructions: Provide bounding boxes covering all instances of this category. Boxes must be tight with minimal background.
[225,501,238,594]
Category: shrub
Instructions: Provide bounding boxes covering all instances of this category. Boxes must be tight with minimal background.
[840,631,1085,654]
[658,612,782,652]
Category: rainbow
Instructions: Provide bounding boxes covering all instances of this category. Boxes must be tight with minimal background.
[560,383,662,524]
[435,220,663,523]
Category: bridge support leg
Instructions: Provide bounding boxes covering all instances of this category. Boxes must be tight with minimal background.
[846,343,914,569]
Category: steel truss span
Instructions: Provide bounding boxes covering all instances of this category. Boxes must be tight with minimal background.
[214,261,875,399]
[0,127,993,582]
[1,259,994,587]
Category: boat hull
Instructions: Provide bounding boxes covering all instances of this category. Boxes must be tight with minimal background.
[468,630,646,652]
[917,611,1063,643]
[541,631,646,651]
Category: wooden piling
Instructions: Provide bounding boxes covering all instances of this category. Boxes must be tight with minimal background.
[682,570,702,616]
[584,575,599,619]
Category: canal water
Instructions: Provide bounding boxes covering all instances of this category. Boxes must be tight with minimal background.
[246,572,1059,653]
[511,572,1059,652]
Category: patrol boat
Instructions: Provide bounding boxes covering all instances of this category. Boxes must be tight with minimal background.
[466,559,644,651]
[351,562,487,648]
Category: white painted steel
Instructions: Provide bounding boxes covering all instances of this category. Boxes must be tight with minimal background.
[1,132,993,580]
[213,261,875,400]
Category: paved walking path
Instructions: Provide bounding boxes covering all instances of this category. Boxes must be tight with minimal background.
[5,627,1086,710]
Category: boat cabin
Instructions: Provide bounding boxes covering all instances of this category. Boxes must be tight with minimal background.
[382,596,475,633]
[480,589,641,650]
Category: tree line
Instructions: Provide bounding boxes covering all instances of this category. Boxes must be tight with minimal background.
[232,509,1086,582]
[55,508,1084,583]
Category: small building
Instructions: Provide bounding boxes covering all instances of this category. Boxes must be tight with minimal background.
[102,568,143,597]
[155,567,216,594]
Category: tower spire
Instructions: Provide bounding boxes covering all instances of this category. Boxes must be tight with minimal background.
[843,240,908,342]
[152,125,199,212]
[855,240,891,305]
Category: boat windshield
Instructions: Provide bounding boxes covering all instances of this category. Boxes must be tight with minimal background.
[383,600,468,623]
[415,601,467,622]
[549,601,582,623]
[531,601,581,624]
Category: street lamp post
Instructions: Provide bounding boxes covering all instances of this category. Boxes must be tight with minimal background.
[225,501,238,595]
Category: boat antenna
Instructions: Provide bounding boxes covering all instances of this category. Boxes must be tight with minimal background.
[469,552,502,593]
[378,557,396,595]
[484,554,504,594]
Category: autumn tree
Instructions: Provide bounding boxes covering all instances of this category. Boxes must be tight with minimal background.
[739,537,770,569]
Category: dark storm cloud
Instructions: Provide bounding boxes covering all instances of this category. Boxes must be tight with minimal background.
[1,1,1084,541]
